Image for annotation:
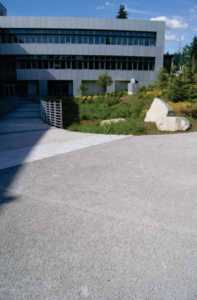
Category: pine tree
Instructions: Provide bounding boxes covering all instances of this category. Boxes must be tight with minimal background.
[155,67,169,89]
[166,74,192,102]
[116,5,128,19]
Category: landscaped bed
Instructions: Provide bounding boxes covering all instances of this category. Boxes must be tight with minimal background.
[57,90,197,135]
[49,66,197,135]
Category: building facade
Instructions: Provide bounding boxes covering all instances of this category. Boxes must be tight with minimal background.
[0,16,165,97]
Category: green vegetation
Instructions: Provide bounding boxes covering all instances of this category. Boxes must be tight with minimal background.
[77,84,88,96]
[116,5,128,19]
[97,72,113,92]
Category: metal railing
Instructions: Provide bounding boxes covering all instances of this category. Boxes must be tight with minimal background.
[40,98,63,128]
[0,96,20,117]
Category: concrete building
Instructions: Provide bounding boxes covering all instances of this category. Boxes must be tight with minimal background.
[0,11,165,97]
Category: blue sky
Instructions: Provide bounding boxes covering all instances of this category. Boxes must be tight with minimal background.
[4,0,197,53]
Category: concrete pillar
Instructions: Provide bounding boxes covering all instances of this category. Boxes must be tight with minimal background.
[39,80,48,97]
[107,81,115,93]
[73,80,82,97]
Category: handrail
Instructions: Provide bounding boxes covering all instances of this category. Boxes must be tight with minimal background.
[0,96,20,117]
[40,98,63,128]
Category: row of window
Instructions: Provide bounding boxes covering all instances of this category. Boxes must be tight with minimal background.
[1,29,157,37]
[0,35,156,46]
[17,60,155,71]
[17,55,155,62]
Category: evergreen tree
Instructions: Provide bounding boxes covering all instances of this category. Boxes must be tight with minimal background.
[155,67,169,89]
[116,5,128,19]
[166,74,192,102]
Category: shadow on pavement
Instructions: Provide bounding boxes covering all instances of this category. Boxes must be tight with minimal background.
[0,100,50,212]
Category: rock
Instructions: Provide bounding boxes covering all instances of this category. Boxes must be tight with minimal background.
[156,117,190,132]
[100,118,125,126]
[145,98,173,123]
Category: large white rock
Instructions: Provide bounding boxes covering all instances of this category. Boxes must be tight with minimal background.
[156,117,190,132]
[100,118,125,126]
[145,98,173,122]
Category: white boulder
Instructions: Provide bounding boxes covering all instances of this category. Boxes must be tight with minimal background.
[156,117,190,132]
[145,98,173,123]
[100,118,125,126]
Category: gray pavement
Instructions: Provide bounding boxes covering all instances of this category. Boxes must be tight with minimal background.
[1,102,197,299]
[0,102,127,169]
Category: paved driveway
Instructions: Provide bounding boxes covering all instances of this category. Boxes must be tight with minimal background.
[1,103,197,299]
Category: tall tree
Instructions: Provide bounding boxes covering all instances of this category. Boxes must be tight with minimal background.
[116,5,128,19]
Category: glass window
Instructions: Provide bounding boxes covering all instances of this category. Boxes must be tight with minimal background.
[71,36,76,44]
[106,62,111,70]
[95,61,99,69]
[84,36,88,44]
[100,36,105,44]
[149,62,155,71]
[78,36,83,44]
[122,62,127,70]
[128,38,133,45]
[138,62,143,70]
[106,37,110,45]
[66,61,71,69]
[32,61,37,69]
[117,62,121,70]
[26,61,31,68]
[78,61,82,69]
[54,61,60,69]
[48,61,53,68]
[60,36,65,44]
[145,38,149,46]
[100,62,105,69]
[54,36,59,44]
[95,36,99,44]
[31,35,36,43]
[133,62,138,70]
[111,62,116,70]
[117,37,122,45]
[128,62,132,70]
[144,62,148,70]
[139,38,144,46]
[123,37,127,45]
[112,37,116,45]
[66,36,70,43]
[72,61,77,69]
[48,35,53,43]
[89,36,94,44]
[89,61,94,69]
[42,35,47,43]
[36,36,42,43]
[43,61,48,69]
[19,61,26,69]
[7,35,12,43]
[84,61,88,69]
[37,61,42,69]
[18,36,25,43]
[13,35,18,43]
[61,61,65,69]
[150,38,156,46]
[134,38,138,45]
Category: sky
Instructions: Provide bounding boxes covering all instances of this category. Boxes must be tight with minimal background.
[4,0,197,53]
